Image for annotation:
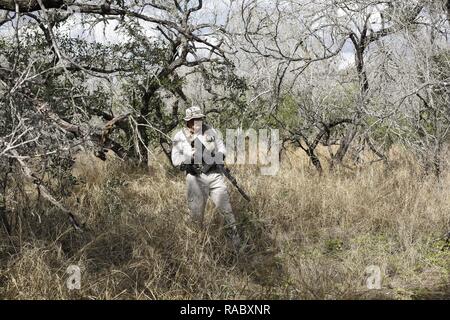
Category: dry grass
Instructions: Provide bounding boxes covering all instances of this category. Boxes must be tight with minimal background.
[0,146,449,300]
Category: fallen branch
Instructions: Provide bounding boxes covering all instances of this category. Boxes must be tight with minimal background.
[10,149,84,232]
[101,112,131,146]
[36,101,132,161]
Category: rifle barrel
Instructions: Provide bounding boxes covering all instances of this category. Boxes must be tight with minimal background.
[221,166,251,202]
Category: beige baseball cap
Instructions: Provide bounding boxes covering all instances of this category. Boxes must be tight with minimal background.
[184,106,205,121]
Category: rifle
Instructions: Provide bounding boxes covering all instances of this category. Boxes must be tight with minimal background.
[217,165,251,202]
[182,137,251,202]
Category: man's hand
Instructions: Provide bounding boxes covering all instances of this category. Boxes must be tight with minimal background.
[180,163,202,175]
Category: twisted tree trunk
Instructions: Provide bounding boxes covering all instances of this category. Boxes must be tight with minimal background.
[447,0,450,21]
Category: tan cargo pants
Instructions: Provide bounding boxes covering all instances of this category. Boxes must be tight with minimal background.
[186,171,241,248]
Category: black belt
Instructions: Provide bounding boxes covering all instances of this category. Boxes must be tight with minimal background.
[184,163,219,176]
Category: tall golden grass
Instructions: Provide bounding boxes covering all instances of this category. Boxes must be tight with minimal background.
[0,146,449,299]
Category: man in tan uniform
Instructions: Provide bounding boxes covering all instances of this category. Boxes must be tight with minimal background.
[171,106,241,250]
